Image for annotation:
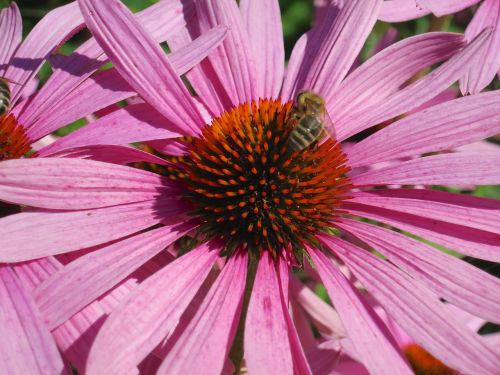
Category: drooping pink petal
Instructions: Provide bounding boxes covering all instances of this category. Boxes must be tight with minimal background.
[327,32,465,138]
[13,257,108,374]
[27,25,227,141]
[195,0,257,106]
[244,251,294,374]
[0,199,180,262]
[460,0,500,94]
[346,90,500,167]
[309,247,412,375]
[290,277,346,338]
[77,0,205,136]
[34,223,192,330]
[86,243,219,375]
[37,104,176,156]
[321,235,499,375]
[0,158,171,210]
[281,32,308,101]
[338,219,500,324]
[337,28,492,140]
[158,252,247,375]
[0,265,67,375]
[351,153,500,186]
[19,0,196,138]
[379,0,431,22]
[5,2,84,105]
[287,0,381,99]
[240,0,284,99]
[349,189,500,234]
[418,0,482,17]
[0,3,22,70]
[343,201,500,262]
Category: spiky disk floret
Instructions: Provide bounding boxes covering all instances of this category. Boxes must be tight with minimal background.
[0,115,32,160]
[167,98,351,262]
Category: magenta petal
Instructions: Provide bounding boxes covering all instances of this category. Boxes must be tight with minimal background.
[351,153,500,186]
[418,0,482,17]
[349,189,500,234]
[338,28,492,140]
[5,2,84,105]
[240,0,284,99]
[0,158,170,209]
[321,235,499,375]
[0,3,21,70]
[34,224,192,330]
[309,247,412,375]
[338,219,500,324]
[195,0,256,105]
[0,265,67,375]
[86,243,219,375]
[244,251,295,374]
[158,252,247,374]
[37,104,177,156]
[328,32,465,140]
[78,0,205,136]
[460,0,500,94]
[347,90,500,167]
[379,0,430,22]
[0,200,177,262]
[292,0,381,97]
[344,201,500,262]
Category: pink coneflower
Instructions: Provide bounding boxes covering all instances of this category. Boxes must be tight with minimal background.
[380,0,500,94]
[1,0,500,374]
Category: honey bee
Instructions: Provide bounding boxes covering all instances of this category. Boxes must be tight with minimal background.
[286,90,336,152]
[0,78,12,117]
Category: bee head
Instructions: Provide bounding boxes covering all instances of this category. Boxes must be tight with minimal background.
[296,90,325,115]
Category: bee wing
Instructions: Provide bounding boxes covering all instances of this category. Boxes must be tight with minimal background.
[0,77,21,86]
[321,107,337,141]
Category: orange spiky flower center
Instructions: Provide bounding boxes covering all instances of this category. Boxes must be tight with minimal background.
[404,344,457,375]
[0,114,32,160]
[166,98,351,262]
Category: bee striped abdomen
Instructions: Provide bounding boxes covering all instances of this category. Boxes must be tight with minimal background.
[0,79,11,117]
[288,116,326,152]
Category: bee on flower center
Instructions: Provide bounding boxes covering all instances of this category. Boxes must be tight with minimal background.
[286,90,336,152]
[0,78,12,117]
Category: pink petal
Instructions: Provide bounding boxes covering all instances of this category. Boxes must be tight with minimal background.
[86,243,219,375]
[327,32,465,139]
[351,153,500,186]
[77,0,204,136]
[0,3,21,70]
[321,235,499,375]
[194,0,256,105]
[280,32,308,101]
[337,28,492,140]
[309,247,412,375]
[0,158,171,210]
[349,189,500,234]
[21,0,197,139]
[244,251,295,374]
[418,0,482,17]
[379,0,430,22]
[29,25,227,140]
[158,252,247,374]
[13,258,107,374]
[288,0,381,99]
[5,2,84,105]
[338,219,500,324]
[460,0,500,94]
[343,201,500,262]
[0,200,179,262]
[347,90,500,167]
[240,0,284,99]
[0,265,67,375]
[34,224,192,330]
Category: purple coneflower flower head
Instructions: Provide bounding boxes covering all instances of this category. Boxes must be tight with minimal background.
[1,0,500,374]
[380,0,500,94]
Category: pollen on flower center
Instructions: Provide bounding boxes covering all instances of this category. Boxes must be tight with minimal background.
[167,98,351,261]
[0,114,32,160]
